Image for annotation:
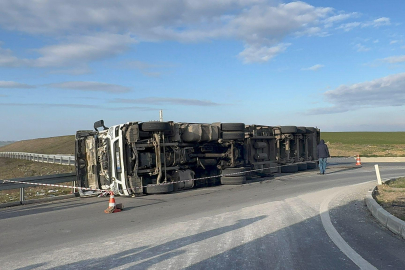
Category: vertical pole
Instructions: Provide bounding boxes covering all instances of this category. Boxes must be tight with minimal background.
[159,109,163,122]
[60,156,63,165]
[53,155,56,163]
[20,187,24,204]
[42,155,44,163]
[68,157,71,166]
[375,164,382,185]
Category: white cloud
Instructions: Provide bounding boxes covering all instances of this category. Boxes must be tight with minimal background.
[323,12,358,28]
[34,33,136,68]
[371,17,391,27]
[336,22,361,32]
[308,72,405,114]
[0,44,27,67]
[381,55,405,64]
[0,81,35,88]
[114,97,220,106]
[354,43,370,52]
[0,33,136,70]
[301,64,324,71]
[390,40,398,45]
[46,81,131,93]
[0,1,336,63]
[336,17,391,32]
[238,43,290,63]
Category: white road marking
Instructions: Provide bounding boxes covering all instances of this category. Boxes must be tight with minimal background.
[320,183,377,270]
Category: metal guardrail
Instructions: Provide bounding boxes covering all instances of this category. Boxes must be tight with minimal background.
[0,173,76,206]
[0,152,75,166]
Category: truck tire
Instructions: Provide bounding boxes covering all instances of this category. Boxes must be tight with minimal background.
[281,164,298,173]
[306,127,317,133]
[221,176,246,185]
[141,122,171,132]
[222,131,245,140]
[145,183,174,194]
[280,126,297,134]
[297,162,307,171]
[296,127,306,134]
[222,167,246,177]
[306,161,317,169]
[221,123,245,131]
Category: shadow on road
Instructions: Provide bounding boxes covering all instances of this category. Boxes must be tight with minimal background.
[23,216,267,270]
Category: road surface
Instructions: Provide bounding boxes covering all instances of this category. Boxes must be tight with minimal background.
[0,163,404,269]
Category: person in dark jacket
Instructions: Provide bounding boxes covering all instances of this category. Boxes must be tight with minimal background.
[317,139,330,174]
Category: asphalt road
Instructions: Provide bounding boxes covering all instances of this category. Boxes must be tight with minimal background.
[0,163,404,269]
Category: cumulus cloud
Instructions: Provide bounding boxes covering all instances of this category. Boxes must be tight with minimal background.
[46,81,131,93]
[301,64,324,71]
[0,1,339,63]
[0,81,35,88]
[308,72,405,114]
[114,97,220,106]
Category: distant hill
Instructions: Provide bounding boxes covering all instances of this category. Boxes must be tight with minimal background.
[0,141,15,147]
[0,135,75,155]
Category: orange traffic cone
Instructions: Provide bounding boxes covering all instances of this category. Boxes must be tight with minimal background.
[104,192,123,213]
[355,155,362,166]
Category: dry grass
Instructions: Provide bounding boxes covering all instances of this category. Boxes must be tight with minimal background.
[0,158,75,203]
[327,143,405,157]
[0,135,75,155]
[321,132,405,157]
[375,177,405,221]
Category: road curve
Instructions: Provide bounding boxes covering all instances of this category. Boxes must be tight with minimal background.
[0,163,404,269]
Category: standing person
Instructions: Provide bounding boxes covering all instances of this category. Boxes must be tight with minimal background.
[317,139,330,175]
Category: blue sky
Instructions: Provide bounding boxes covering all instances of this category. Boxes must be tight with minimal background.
[1,0,405,141]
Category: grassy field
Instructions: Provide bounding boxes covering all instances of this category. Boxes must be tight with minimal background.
[0,135,74,155]
[321,132,405,157]
[375,177,405,221]
[321,132,405,145]
[0,136,75,203]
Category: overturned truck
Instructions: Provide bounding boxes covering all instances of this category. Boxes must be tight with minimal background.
[75,120,320,196]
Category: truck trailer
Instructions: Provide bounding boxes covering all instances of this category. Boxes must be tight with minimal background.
[75,120,320,196]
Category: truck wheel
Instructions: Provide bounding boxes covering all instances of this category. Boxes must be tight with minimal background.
[306,127,317,133]
[222,131,245,140]
[141,122,170,132]
[296,127,306,134]
[280,126,297,134]
[306,161,317,169]
[222,167,246,177]
[297,162,307,171]
[221,123,245,131]
[221,176,246,185]
[145,183,174,194]
[281,164,298,173]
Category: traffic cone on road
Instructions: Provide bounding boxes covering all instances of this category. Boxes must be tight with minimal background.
[355,155,362,166]
[104,192,123,213]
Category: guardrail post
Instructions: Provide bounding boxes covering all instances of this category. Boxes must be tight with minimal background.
[42,155,44,163]
[47,155,49,163]
[60,156,63,165]
[68,157,71,166]
[53,155,56,163]
[375,164,382,185]
[20,187,24,204]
